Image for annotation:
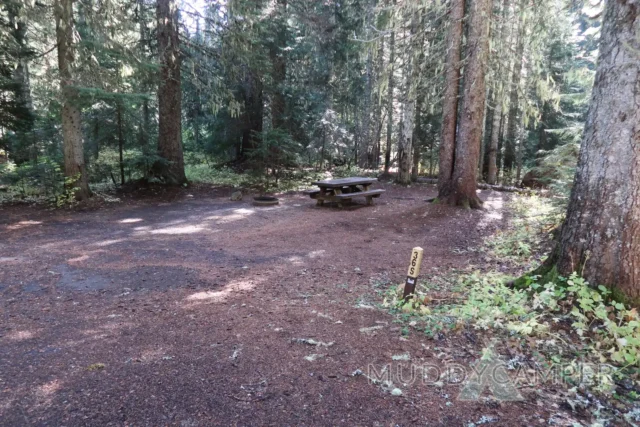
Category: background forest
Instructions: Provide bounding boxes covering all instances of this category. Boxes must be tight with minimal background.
[0,0,599,202]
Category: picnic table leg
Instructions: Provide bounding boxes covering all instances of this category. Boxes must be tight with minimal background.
[366,196,373,206]
[334,188,344,208]
[316,187,327,206]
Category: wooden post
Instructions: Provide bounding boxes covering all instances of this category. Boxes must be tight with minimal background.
[403,247,424,299]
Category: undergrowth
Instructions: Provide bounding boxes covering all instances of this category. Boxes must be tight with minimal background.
[380,193,640,423]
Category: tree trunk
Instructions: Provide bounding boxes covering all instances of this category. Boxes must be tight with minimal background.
[411,93,423,182]
[8,3,36,162]
[138,0,150,151]
[270,0,287,130]
[55,0,90,200]
[447,0,491,209]
[504,0,526,181]
[554,0,640,298]
[384,0,396,175]
[478,88,490,180]
[241,73,264,156]
[487,99,501,184]
[396,14,419,185]
[156,0,186,185]
[437,0,464,197]
[373,34,385,169]
[117,101,125,185]
[411,139,421,182]
[360,0,375,167]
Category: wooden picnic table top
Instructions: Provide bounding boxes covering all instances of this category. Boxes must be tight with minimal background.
[311,177,377,188]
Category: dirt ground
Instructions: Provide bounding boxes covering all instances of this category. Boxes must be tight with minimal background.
[0,183,571,426]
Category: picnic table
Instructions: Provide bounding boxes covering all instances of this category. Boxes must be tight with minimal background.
[306,177,385,207]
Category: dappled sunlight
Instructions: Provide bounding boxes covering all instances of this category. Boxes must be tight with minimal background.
[286,255,305,265]
[185,278,259,305]
[80,329,111,340]
[68,254,90,263]
[307,250,326,259]
[5,330,36,341]
[477,195,504,228]
[34,379,63,408]
[148,225,205,235]
[0,256,24,263]
[206,207,256,224]
[286,250,326,266]
[136,348,173,363]
[6,220,43,231]
[119,218,143,224]
[93,238,126,247]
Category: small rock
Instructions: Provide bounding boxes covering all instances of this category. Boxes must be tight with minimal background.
[391,388,403,396]
[230,191,243,201]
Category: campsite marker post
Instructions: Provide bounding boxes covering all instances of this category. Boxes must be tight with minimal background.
[403,247,424,299]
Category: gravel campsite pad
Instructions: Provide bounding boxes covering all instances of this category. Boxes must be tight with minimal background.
[0,183,577,425]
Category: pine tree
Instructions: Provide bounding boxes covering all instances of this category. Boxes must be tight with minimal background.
[156,0,186,184]
[552,0,640,297]
[55,0,91,200]
[437,0,463,197]
[447,0,491,208]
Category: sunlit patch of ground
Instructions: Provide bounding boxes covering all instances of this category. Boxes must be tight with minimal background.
[6,220,43,231]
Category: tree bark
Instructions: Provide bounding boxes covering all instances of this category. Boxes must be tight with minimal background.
[156,0,186,185]
[478,88,490,180]
[55,0,91,200]
[487,99,501,184]
[437,0,464,197]
[447,0,491,209]
[411,93,423,182]
[555,0,640,298]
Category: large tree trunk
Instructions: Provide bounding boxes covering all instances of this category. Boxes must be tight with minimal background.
[447,0,491,209]
[383,0,396,175]
[55,0,90,200]
[156,0,186,185]
[555,0,640,298]
[437,0,464,197]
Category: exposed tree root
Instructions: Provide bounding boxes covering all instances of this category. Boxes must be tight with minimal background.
[446,193,484,210]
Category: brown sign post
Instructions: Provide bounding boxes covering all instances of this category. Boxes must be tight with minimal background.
[403,247,424,299]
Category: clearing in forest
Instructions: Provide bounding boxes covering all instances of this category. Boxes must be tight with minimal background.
[1,183,580,425]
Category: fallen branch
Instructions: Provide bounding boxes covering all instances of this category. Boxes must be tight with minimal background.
[416,178,538,194]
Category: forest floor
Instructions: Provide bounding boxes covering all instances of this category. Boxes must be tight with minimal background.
[0,182,582,426]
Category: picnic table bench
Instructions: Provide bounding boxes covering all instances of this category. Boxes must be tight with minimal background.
[306,177,385,207]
